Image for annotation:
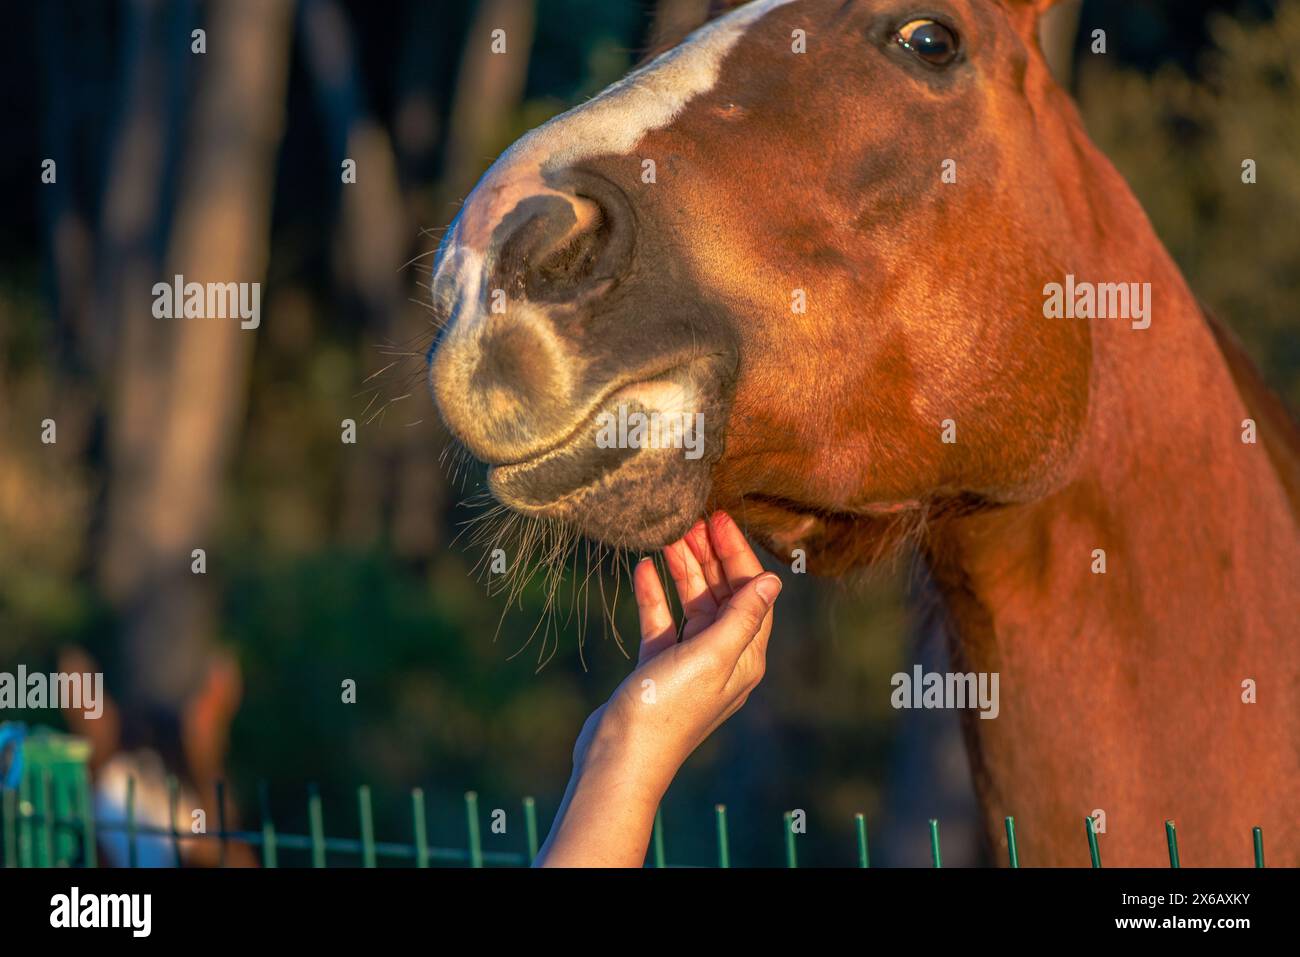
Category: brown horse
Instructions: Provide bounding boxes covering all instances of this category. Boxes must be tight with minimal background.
[428,0,1300,866]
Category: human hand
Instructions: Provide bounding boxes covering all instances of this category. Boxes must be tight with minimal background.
[537,512,782,866]
[575,511,783,791]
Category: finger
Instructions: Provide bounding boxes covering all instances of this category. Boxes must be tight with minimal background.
[708,511,765,592]
[685,518,731,604]
[691,573,782,669]
[663,529,718,639]
[633,558,677,664]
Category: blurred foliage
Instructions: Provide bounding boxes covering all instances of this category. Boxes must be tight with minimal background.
[0,281,100,649]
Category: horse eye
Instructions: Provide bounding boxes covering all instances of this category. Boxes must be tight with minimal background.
[895,19,959,67]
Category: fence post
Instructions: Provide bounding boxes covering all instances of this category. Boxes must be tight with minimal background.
[308,785,326,868]
[412,788,429,869]
[1004,816,1019,868]
[39,767,55,867]
[464,791,482,868]
[1253,826,1265,868]
[17,771,31,868]
[522,796,538,865]
[783,811,797,868]
[2,787,15,868]
[855,813,870,868]
[1086,815,1102,868]
[928,819,942,868]
[1165,820,1180,868]
[258,781,278,869]
[651,808,666,868]
[358,785,376,868]
[77,770,96,868]
[125,775,137,869]
[715,804,730,868]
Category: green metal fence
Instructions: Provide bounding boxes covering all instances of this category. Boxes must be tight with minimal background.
[0,724,1272,868]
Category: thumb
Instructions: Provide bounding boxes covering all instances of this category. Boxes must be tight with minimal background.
[704,573,782,661]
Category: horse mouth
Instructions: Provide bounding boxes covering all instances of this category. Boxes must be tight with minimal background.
[486,357,729,548]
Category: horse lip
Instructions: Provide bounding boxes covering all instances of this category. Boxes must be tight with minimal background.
[490,369,678,474]
[489,359,700,470]
[487,359,713,508]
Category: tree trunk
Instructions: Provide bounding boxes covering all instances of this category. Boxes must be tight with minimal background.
[99,0,293,718]
[441,0,537,209]
[300,0,447,558]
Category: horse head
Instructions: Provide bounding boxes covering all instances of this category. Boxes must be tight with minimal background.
[429,0,1094,570]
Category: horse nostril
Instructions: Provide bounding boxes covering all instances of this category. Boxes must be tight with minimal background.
[489,184,632,305]
[531,208,608,295]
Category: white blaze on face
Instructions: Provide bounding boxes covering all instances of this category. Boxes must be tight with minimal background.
[432,0,797,326]
[485,0,797,178]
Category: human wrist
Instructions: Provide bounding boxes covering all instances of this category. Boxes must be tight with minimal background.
[575,711,677,805]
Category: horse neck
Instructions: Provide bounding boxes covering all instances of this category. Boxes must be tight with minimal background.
[931,257,1300,644]
[921,148,1300,849]
[930,106,1300,654]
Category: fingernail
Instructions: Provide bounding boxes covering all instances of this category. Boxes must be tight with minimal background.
[755,575,782,604]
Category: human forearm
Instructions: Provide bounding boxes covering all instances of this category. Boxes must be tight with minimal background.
[534,735,669,867]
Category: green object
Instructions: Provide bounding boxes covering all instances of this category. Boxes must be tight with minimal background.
[1165,820,1180,868]
[308,786,326,867]
[783,811,797,868]
[412,789,429,868]
[1004,816,1019,868]
[1086,815,1102,868]
[40,769,55,866]
[1253,826,1265,868]
[651,808,665,868]
[258,781,277,868]
[76,769,96,868]
[929,819,942,868]
[854,813,869,868]
[359,786,376,868]
[464,791,482,868]
[125,776,137,868]
[18,769,31,867]
[2,726,93,867]
[522,796,538,864]
[715,804,730,868]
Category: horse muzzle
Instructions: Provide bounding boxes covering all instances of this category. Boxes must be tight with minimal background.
[427,165,737,548]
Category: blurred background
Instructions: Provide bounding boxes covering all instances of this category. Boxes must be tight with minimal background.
[0,0,1295,866]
